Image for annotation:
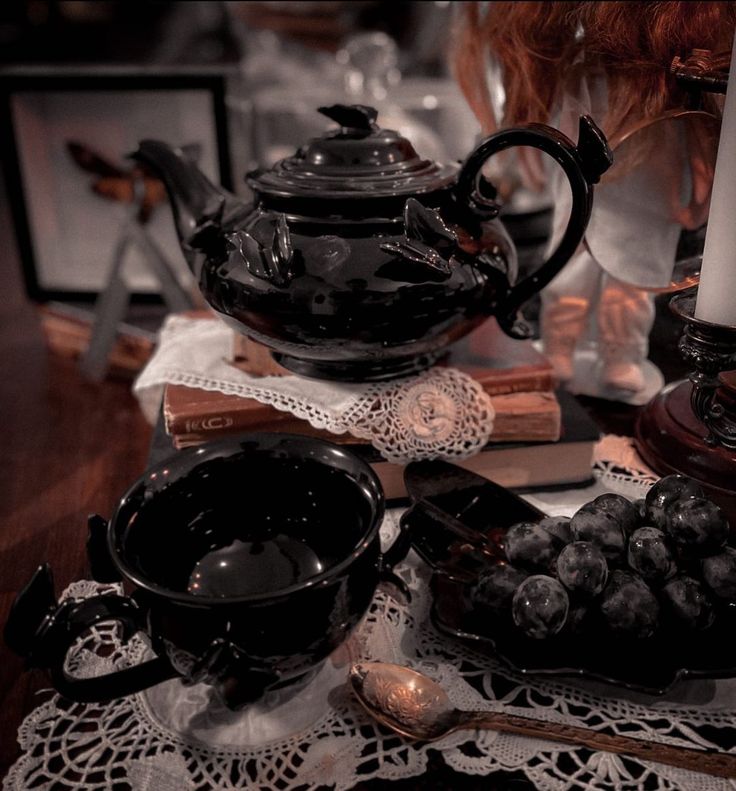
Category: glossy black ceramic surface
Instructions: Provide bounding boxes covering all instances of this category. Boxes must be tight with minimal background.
[401,459,546,581]
[401,460,736,694]
[133,105,612,381]
[5,434,406,709]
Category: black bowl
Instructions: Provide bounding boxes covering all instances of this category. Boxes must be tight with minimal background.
[7,434,400,709]
[110,433,384,604]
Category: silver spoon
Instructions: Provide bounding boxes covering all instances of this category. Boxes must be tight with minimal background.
[349,661,736,780]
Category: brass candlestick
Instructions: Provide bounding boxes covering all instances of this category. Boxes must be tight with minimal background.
[635,292,736,523]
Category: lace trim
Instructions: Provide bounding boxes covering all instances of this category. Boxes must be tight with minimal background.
[593,434,658,498]
[134,316,495,464]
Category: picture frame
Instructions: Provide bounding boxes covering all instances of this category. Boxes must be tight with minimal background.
[0,66,234,302]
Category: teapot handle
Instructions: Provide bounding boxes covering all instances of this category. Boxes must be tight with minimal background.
[4,564,176,703]
[454,115,612,338]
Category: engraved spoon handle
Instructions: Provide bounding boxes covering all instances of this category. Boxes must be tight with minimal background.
[461,710,736,779]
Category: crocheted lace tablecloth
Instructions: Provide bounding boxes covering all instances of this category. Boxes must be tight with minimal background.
[6,438,736,791]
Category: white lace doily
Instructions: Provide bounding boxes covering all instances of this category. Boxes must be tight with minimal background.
[133,315,495,464]
[7,439,734,791]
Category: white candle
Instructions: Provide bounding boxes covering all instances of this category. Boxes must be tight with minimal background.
[695,32,736,325]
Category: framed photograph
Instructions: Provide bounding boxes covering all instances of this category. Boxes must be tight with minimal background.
[0,66,233,301]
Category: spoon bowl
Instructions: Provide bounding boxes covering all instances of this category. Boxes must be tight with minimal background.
[349,661,458,741]
[349,661,736,778]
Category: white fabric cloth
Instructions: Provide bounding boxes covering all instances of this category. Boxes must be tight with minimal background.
[6,438,736,791]
[133,315,496,465]
[548,69,697,289]
[133,315,374,427]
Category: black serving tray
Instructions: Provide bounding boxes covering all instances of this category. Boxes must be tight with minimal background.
[402,460,736,695]
[429,572,736,695]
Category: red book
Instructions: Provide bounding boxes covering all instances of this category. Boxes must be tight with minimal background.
[164,388,561,448]
[164,319,559,448]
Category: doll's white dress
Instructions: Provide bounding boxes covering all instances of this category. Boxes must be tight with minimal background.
[541,67,706,397]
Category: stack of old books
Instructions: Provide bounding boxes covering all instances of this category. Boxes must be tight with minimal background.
[162,319,599,499]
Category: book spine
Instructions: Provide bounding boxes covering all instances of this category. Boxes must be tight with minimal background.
[164,404,297,435]
[487,392,560,442]
[171,422,356,448]
[480,371,556,396]
[165,378,559,435]
[167,393,560,447]
[372,440,596,500]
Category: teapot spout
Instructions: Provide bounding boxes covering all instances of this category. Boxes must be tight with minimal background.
[131,140,247,275]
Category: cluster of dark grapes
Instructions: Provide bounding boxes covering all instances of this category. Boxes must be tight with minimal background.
[470,474,736,641]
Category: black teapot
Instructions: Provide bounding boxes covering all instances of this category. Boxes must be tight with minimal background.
[135,104,612,381]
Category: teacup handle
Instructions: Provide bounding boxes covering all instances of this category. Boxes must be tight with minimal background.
[5,565,176,703]
[453,115,613,338]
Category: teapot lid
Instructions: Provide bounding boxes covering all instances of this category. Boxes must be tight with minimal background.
[246,104,458,201]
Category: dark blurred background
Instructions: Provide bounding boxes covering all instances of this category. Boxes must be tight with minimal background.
[0,1,450,70]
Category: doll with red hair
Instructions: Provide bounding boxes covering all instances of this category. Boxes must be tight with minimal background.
[452,1,733,397]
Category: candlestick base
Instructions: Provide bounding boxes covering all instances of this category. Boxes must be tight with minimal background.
[635,379,736,524]
[634,292,736,525]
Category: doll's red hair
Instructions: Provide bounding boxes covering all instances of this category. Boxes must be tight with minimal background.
[452,1,735,138]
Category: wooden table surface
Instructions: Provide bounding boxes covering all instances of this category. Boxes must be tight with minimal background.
[0,192,154,776]
[1,188,686,784]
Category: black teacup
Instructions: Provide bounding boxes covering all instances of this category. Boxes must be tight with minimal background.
[5,434,409,709]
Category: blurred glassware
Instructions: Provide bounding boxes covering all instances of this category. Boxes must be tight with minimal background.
[338,32,448,163]
[222,1,480,195]
[340,31,402,99]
